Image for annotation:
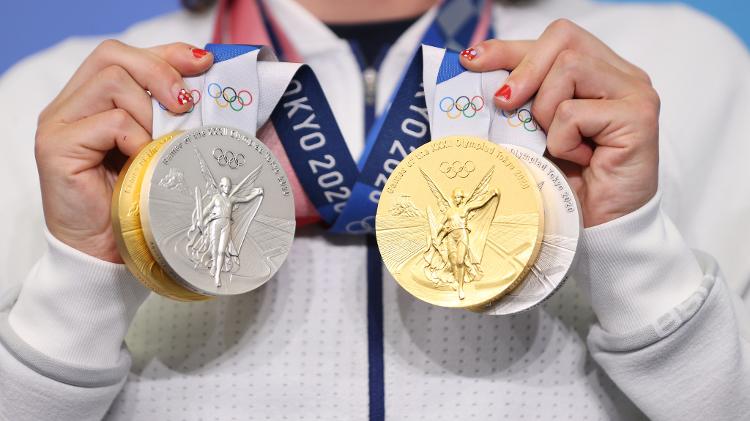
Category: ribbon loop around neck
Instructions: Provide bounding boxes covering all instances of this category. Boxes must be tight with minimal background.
[153,0,546,235]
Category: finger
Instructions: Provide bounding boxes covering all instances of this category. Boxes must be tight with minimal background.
[37,109,151,174]
[531,51,646,130]
[478,19,649,110]
[546,99,625,166]
[77,109,151,157]
[53,40,211,112]
[458,39,533,70]
[147,42,214,76]
[59,41,213,100]
[48,65,153,132]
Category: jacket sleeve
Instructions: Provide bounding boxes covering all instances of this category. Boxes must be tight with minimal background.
[574,6,750,419]
[0,232,150,421]
[576,192,750,420]
[0,38,150,421]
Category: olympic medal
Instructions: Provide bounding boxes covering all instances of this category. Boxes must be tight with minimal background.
[140,126,295,296]
[477,145,581,315]
[112,133,210,301]
[376,136,544,308]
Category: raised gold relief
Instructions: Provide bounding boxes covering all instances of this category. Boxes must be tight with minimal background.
[420,165,498,300]
[376,136,544,308]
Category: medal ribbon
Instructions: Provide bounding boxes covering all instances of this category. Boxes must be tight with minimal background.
[197,0,512,234]
[286,0,498,233]
[422,46,547,153]
[152,45,360,227]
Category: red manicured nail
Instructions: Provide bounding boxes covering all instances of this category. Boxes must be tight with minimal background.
[460,47,478,61]
[177,88,193,105]
[191,48,208,59]
[495,84,511,101]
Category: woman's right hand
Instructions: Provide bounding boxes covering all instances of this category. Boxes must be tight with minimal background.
[34,40,213,263]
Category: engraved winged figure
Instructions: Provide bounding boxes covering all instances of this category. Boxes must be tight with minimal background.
[186,148,264,288]
[421,166,499,300]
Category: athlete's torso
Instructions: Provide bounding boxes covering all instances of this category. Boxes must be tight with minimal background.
[2,1,748,420]
[447,207,469,229]
[112,4,645,420]
[208,194,233,221]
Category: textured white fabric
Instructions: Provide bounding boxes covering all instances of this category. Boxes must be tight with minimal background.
[8,230,149,369]
[0,339,127,421]
[589,267,750,421]
[0,1,749,420]
[113,229,371,420]
[576,192,704,334]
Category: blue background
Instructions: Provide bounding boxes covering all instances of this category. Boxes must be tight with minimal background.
[0,0,748,75]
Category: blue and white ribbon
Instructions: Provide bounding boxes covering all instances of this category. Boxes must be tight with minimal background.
[152,0,545,235]
[422,45,547,153]
[152,44,360,227]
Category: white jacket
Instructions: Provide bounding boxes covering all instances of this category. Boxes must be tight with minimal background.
[0,0,749,420]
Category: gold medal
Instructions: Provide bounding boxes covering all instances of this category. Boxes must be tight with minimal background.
[112,133,211,301]
[376,136,544,308]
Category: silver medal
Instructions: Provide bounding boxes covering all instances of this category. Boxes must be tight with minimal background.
[481,145,581,315]
[140,126,295,295]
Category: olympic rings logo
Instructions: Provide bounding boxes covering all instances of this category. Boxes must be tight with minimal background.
[345,215,375,234]
[212,148,246,169]
[439,160,475,179]
[158,89,201,113]
[502,108,538,132]
[207,82,253,112]
[439,95,485,119]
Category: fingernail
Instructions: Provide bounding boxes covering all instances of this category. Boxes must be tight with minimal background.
[460,47,478,61]
[177,88,193,105]
[495,84,511,101]
[191,48,209,59]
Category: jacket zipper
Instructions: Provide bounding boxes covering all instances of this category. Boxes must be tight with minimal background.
[363,67,377,107]
[363,66,377,131]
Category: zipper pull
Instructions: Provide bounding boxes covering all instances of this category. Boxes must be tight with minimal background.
[363,67,377,106]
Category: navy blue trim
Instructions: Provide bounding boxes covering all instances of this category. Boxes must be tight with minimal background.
[366,235,385,421]
[361,45,386,420]
[362,41,386,418]
[270,65,359,224]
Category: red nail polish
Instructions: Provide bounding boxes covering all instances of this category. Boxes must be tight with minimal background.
[460,48,478,61]
[177,88,192,105]
[495,84,511,101]
[191,48,208,59]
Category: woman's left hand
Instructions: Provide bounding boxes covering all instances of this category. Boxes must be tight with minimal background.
[460,19,660,228]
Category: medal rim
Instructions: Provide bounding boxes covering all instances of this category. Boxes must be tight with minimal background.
[111,132,212,302]
[475,144,582,315]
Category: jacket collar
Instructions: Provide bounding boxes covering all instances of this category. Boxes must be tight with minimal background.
[259,0,443,157]
[262,0,438,112]
[263,0,438,59]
